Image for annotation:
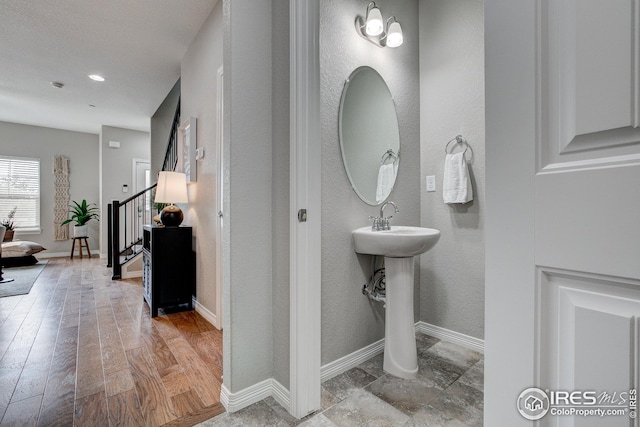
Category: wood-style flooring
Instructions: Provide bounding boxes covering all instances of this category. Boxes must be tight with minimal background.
[0,257,224,427]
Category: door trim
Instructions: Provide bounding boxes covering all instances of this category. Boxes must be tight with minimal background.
[289,0,322,418]
[215,65,224,330]
[131,158,150,193]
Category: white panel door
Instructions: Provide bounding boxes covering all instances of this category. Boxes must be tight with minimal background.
[486,0,640,425]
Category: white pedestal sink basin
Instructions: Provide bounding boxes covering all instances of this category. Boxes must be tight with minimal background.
[352,226,440,379]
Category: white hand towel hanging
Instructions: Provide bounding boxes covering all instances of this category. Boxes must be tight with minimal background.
[376,163,396,203]
[443,152,473,204]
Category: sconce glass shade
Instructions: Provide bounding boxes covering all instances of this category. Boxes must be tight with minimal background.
[365,6,384,36]
[386,20,403,47]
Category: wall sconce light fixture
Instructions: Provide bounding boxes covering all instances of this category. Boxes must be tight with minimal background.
[356,2,403,48]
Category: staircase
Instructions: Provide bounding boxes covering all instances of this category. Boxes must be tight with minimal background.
[108,98,180,279]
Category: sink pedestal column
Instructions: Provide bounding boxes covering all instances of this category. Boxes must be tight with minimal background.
[383,256,418,379]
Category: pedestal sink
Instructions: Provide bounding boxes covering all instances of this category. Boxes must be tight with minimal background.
[352,226,440,379]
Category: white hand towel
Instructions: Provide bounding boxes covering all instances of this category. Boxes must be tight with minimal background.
[443,152,473,204]
[376,163,396,203]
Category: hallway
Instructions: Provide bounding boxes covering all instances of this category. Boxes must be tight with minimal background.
[0,257,223,426]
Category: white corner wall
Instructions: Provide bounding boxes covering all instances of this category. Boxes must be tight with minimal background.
[222,0,275,394]
[0,121,99,255]
[418,0,485,339]
[270,0,291,390]
[181,0,223,325]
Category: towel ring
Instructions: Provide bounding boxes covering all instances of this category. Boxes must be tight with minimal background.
[445,134,469,155]
[380,148,398,165]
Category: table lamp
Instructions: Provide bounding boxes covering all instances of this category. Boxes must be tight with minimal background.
[155,171,188,226]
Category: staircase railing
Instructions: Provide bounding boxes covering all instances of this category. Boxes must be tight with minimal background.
[108,184,156,279]
[109,96,180,279]
[161,97,181,172]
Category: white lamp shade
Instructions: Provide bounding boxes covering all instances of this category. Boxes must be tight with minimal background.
[386,21,403,47]
[155,171,188,204]
[365,6,384,36]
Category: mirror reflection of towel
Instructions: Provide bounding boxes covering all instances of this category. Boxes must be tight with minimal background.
[376,163,396,203]
[443,152,473,204]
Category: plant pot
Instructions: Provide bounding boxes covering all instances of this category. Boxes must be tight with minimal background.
[73,225,88,238]
[3,230,14,242]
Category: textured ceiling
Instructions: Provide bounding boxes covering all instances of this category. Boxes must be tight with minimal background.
[0,0,218,134]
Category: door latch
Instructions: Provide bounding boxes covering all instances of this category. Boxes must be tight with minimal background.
[298,209,307,222]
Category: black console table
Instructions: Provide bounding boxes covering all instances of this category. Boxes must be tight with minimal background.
[142,225,195,317]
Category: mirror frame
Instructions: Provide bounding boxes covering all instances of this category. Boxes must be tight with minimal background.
[338,66,400,205]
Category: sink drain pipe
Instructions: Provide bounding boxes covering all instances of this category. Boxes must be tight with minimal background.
[362,255,386,304]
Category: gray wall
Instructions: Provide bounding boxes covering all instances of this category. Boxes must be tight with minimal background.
[99,125,150,255]
[320,0,421,365]
[418,0,485,339]
[0,121,99,255]
[151,79,181,179]
[181,1,223,322]
[271,0,290,389]
[223,0,277,393]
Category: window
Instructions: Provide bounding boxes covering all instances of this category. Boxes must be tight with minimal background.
[0,156,40,232]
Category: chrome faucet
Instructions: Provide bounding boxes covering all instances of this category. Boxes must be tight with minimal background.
[369,201,399,231]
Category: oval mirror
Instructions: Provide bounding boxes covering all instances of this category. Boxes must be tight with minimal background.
[339,66,400,205]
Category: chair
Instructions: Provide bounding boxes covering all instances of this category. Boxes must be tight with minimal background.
[0,225,14,283]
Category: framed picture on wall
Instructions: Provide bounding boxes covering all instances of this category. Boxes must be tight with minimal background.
[177,117,197,182]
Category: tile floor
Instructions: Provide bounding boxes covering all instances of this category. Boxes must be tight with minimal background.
[199,334,484,426]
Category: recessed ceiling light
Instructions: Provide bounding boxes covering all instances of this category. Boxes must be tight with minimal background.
[88,74,105,82]
[51,81,64,89]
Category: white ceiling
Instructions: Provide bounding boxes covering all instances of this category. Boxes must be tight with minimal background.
[0,0,218,135]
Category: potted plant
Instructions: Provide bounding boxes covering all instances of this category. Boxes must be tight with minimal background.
[1,206,17,242]
[61,199,100,237]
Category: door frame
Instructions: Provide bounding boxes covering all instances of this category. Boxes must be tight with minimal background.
[215,65,224,329]
[484,1,538,424]
[131,158,150,193]
[289,0,322,418]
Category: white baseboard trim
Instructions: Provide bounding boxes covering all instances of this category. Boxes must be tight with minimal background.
[415,321,484,353]
[271,378,291,411]
[320,338,385,383]
[218,323,482,415]
[221,378,290,413]
[194,298,220,329]
[318,323,483,385]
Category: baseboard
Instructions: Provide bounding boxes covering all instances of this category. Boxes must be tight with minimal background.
[219,323,482,414]
[320,338,385,383]
[221,378,290,413]
[318,323,483,385]
[194,298,220,329]
[271,378,291,411]
[415,321,484,353]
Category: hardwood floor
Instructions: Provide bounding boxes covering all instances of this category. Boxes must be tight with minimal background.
[0,257,224,427]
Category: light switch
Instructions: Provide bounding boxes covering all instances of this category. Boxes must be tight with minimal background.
[426,175,436,192]
[195,147,205,160]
